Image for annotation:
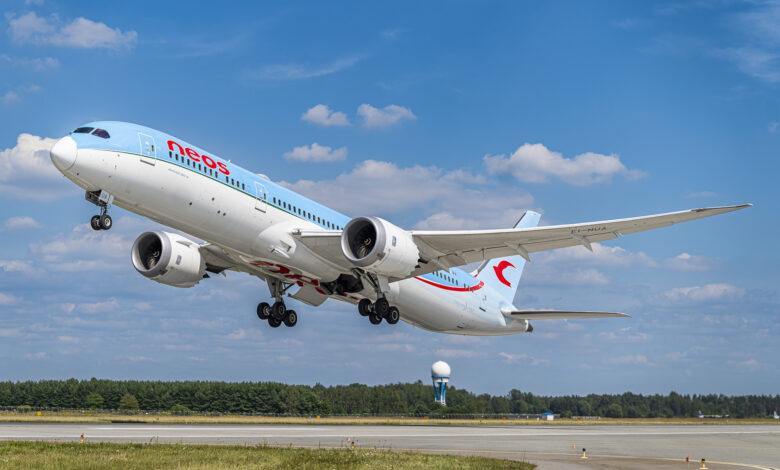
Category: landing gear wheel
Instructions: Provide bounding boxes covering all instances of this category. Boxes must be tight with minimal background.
[257,302,271,320]
[271,301,286,319]
[283,310,297,327]
[369,312,382,325]
[90,215,101,231]
[358,298,372,317]
[374,298,390,317]
[268,316,282,328]
[386,306,400,325]
[99,214,112,230]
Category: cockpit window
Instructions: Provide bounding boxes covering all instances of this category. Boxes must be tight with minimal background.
[73,127,94,134]
[92,128,110,139]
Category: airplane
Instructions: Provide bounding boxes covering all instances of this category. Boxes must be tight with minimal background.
[698,410,729,419]
[49,121,750,335]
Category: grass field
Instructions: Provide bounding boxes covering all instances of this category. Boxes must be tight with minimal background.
[0,411,777,426]
[0,441,535,469]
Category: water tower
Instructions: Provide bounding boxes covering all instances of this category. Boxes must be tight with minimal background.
[431,361,451,406]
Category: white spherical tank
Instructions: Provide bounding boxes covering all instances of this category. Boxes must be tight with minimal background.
[431,360,451,377]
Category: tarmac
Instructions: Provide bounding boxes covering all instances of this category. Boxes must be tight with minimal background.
[1,422,778,469]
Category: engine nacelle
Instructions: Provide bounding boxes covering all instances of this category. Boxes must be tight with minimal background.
[131,231,205,288]
[341,217,419,278]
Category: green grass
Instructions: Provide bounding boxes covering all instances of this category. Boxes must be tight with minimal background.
[0,441,535,469]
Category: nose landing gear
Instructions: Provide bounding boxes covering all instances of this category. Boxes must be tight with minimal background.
[86,190,114,230]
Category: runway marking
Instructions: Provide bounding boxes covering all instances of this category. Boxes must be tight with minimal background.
[242,444,778,470]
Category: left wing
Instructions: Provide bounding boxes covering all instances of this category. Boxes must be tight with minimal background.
[502,310,630,320]
[293,204,750,279]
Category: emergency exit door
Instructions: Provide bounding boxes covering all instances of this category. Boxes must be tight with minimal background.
[138,133,156,165]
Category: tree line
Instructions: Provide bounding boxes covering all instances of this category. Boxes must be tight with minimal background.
[1,379,777,418]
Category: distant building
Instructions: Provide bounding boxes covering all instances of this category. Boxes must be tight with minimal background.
[431,361,451,406]
[542,412,554,421]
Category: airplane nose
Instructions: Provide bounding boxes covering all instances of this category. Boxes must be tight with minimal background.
[50,136,77,172]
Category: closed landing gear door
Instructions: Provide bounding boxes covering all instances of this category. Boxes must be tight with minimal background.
[254,182,266,213]
[138,133,156,165]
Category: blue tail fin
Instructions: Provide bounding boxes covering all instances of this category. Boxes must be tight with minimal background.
[475,211,541,302]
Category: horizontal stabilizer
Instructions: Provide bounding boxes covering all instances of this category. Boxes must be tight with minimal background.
[502,309,630,320]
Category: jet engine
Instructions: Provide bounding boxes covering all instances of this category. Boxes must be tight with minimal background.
[341,216,419,278]
[131,231,206,288]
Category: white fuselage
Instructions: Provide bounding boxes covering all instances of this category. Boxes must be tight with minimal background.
[52,122,530,335]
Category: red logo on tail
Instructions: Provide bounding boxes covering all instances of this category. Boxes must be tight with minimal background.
[493,260,516,287]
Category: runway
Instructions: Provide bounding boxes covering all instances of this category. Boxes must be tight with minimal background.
[1,423,778,469]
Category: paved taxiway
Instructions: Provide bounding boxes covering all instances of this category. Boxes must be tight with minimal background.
[1,423,778,469]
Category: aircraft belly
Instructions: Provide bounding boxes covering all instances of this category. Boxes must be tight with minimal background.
[393,278,510,335]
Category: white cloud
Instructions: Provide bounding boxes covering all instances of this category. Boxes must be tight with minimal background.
[225,328,263,341]
[23,352,47,360]
[0,133,79,201]
[29,218,146,271]
[301,104,349,126]
[8,12,137,50]
[729,358,760,370]
[664,252,718,272]
[283,160,532,227]
[249,56,361,80]
[284,143,347,162]
[1,91,20,105]
[0,292,18,305]
[56,335,80,344]
[3,216,42,229]
[435,348,487,359]
[769,122,779,133]
[1,55,59,70]
[498,352,550,366]
[604,354,650,365]
[357,104,416,128]
[0,260,35,274]
[484,143,645,186]
[664,351,688,362]
[535,243,658,268]
[715,47,780,83]
[661,283,746,303]
[526,267,609,286]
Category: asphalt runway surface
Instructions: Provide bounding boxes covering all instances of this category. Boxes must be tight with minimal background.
[1,423,778,469]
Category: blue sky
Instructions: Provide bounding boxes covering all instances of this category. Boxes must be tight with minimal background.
[0,0,777,396]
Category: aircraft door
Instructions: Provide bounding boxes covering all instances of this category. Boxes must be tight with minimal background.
[138,133,156,165]
[254,182,266,213]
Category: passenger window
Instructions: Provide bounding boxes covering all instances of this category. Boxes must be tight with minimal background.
[73,127,94,134]
[91,128,110,139]
[225,176,229,183]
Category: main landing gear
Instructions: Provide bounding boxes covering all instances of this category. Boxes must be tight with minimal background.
[86,190,113,231]
[257,301,297,328]
[358,298,400,325]
[257,278,297,328]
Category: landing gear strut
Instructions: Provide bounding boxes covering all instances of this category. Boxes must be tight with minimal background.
[86,190,113,230]
[257,279,298,328]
